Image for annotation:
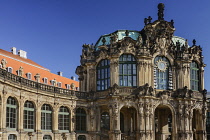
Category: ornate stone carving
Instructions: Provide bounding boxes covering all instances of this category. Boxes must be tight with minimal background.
[18,66,24,77]
[109,83,119,96]
[1,58,7,69]
[136,83,153,96]
[158,3,165,20]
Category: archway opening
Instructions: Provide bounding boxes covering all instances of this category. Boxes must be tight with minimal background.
[192,109,202,140]
[155,105,173,140]
[120,106,137,139]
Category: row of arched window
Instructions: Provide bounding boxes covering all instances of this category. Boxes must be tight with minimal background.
[8,134,87,140]
[96,54,200,91]
[6,97,82,132]
[6,97,112,132]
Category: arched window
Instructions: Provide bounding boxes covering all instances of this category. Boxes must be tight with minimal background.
[41,104,52,130]
[78,135,86,140]
[43,135,52,140]
[119,54,137,87]
[154,56,172,90]
[24,101,35,131]
[6,97,17,129]
[190,62,199,91]
[76,108,86,132]
[58,106,70,131]
[97,59,110,90]
[101,112,110,130]
[8,134,17,140]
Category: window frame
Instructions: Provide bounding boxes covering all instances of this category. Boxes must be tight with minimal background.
[58,106,70,132]
[7,67,13,73]
[190,61,199,91]
[6,97,17,130]
[154,56,171,90]
[43,77,48,84]
[66,84,70,89]
[101,112,110,131]
[41,104,52,131]
[24,101,35,131]
[76,108,87,132]
[96,59,110,91]
[8,134,17,140]
[43,135,52,140]
[57,82,62,88]
[119,54,137,87]
[27,73,32,80]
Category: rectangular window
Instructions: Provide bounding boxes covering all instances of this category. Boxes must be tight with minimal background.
[27,73,32,80]
[66,84,70,89]
[57,82,62,88]
[43,78,48,84]
[7,67,13,73]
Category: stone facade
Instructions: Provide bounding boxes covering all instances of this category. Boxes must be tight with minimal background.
[0,3,207,140]
[75,3,207,140]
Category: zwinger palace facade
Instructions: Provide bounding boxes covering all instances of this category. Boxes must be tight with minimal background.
[0,3,208,140]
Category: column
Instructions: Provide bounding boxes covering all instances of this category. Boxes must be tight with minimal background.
[109,102,121,140]
[70,108,76,140]
[136,102,145,140]
[145,101,150,140]
[110,58,119,86]
[52,106,59,140]
[1,94,7,140]
[36,104,42,140]
[19,98,25,140]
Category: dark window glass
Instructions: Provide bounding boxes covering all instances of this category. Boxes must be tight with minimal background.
[97,59,110,91]
[78,135,86,140]
[8,134,17,140]
[24,101,35,130]
[206,112,210,136]
[76,108,86,132]
[190,62,199,91]
[6,97,17,129]
[41,104,52,130]
[43,135,52,140]
[119,54,137,87]
[101,112,110,131]
[58,106,70,131]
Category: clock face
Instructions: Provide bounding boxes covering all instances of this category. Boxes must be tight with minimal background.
[157,60,167,71]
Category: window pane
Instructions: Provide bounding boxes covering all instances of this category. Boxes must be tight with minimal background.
[96,59,110,91]
[119,54,136,87]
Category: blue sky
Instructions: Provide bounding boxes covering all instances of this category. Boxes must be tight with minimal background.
[0,0,209,90]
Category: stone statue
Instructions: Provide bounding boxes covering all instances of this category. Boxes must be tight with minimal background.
[53,78,57,86]
[71,83,75,90]
[158,3,165,20]
[19,66,24,77]
[1,58,7,69]
[35,73,40,82]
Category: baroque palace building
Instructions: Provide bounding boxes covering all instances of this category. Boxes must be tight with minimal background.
[0,3,208,140]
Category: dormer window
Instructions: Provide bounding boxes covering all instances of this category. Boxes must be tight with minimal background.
[76,87,79,91]
[51,80,56,86]
[66,84,70,89]
[43,77,48,84]
[27,73,32,80]
[7,67,13,73]
[57,82,62,88]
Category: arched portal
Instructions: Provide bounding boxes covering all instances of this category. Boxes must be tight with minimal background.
[155,105,173,140]
[192,109,203,140]
[120,106,137,140]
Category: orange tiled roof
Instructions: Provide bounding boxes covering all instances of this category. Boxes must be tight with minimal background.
[0,49,79,89]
